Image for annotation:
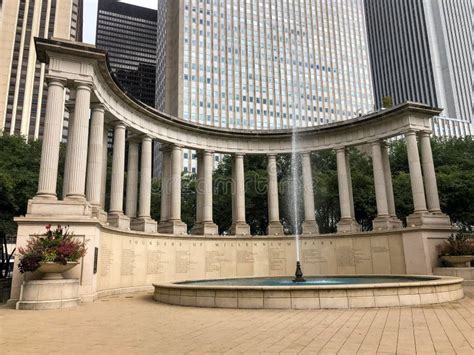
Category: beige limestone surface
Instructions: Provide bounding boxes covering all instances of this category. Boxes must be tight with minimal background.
[1,286,473,354]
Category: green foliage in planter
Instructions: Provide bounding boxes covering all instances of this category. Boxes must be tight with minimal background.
[436,230,474,257]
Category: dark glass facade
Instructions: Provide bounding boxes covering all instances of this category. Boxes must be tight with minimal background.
[96,0,157,107]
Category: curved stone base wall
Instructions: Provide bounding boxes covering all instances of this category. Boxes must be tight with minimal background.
[9,219,451,305]
[153,276,464,309]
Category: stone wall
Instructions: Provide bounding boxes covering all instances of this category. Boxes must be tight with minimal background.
[9,220,451,305]
[96,229,407,293]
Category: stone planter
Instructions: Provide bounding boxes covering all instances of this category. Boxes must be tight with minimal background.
[441,255,474,268]
[37,261,79,280]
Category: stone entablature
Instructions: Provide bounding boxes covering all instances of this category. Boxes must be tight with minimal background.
[36,37,438,154]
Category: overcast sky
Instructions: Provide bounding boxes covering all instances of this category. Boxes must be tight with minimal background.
[83,0,158,44]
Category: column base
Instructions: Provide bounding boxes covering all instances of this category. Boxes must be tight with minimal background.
[107,212,130,230]
[230,222,251,236]
[302,220,319,235]
[157,220,188,235]
[131,217,157,233]
[191,221,218,236]
[267,221,284,236]
[16,279,80,310]
[406,211,451,228]
[372,215,403,230]
[91,206,107,223]
[27,196,92,217]
[336,218,361,233]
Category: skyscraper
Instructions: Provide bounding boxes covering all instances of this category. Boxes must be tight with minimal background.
[364,0,472,137]
[96,0,157,107]
[0,0,83,140]
[157,0,374,172]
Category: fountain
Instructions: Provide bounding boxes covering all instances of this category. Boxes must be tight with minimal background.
[152,116,464,309]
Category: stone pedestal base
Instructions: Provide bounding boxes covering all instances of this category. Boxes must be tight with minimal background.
[267,221,284,236]
[191,221,218,236]
[16,279,80,310]
[91,206,107,223]
[107,212,130,229]
[131,217,157,233]
[406,212,451,228]
[372,216,403,230]
[336,218,361,233]
[27,197,92,217]
[302,220,319,235]
[157,220,187,235]
[230,222,251,236]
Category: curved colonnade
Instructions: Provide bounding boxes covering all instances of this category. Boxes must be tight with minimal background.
[30,38,449,236]
[8,38,455,306]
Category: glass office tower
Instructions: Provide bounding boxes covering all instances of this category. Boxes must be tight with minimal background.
[158,0,374,172]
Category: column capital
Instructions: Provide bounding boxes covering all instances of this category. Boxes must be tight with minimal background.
[300,151,311,158]
[369,139,382,146]
[91,103,105,112]
[196,149,214,158]
[267,153,277,158]
[141,135,153,143]
[45,75,67,87]
[110,120,127,129]
[72,80,94,91]
[335,146,346,153]
[234,153,245,158]
[404,129,418,137]
[418,130,431,138]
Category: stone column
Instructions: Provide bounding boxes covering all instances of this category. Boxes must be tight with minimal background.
[62,101,75,199]
[35,77,66,199]
[132,136,157,232]
[301,152,319,235]
[64,82,92,200]
[417,131,450,226]
[100,127,108,209]
[159,148,171,224]
[157,144,186,234]
[406,130,427,213]
[336,147,361,232]
[266,154,284,235]
[85,104,107,221]
[107,123,130,229]
[381,142,403,228]
[230,153,250,235]
[346,152,355,219]
[371,140,392,230]
[419,131,441,212]
[191,150,218,235]
[125,140,139,218]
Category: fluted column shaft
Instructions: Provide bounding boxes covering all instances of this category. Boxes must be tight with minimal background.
[381,143,397,217]
[195,153,204,223]
[85,104,105,206]
[405,131,427,212]
[62,102,75,198]
[301,152,316,222]
[267,154,280,223]
[202,151,214,222]
[371,141,389,216]
[336,148,352,219]
[232,154,246,223]
[36,77,65,198]
[138,136,152,218]
[65,82,91,199]
[100,128,108,208]
[160,149,171,222]
[125,141,139,218]
[169,145,182,221]
[109,124,126,213]
[346,152,355,218]
[419,131,441,212]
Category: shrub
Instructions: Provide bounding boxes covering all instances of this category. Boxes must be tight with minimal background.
[436,230,474,257]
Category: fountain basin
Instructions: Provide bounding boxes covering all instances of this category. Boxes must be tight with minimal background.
[153,275,464,309]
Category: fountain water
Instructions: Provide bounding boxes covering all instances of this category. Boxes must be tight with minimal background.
[291,119,305,282]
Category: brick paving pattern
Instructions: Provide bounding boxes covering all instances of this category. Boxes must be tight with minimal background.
[1,287,473,354]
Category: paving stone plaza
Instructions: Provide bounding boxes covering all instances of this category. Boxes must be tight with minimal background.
[1,288,473,354]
